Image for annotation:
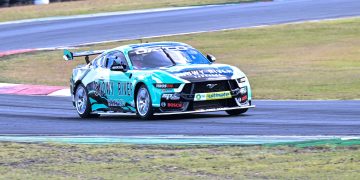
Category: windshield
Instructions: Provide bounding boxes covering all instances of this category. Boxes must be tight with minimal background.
[128,46,210,70]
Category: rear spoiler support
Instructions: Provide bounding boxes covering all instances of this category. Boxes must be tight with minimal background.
[63,49,105,64]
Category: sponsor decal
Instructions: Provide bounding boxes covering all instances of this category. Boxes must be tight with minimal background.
[133,46,189,55]
[194,91,232,101]
[161,102,167,107]
[174,68,233,79]
[111,65,124,70]
[155,83,180,89]
[167,102,183,108]
[162,93,181,100]
[94,81,114,96]
[118,82,132,96]
[91,81,132,97]
[108,99,126,107]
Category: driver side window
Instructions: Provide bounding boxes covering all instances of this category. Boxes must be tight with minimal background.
[106,51,128,69]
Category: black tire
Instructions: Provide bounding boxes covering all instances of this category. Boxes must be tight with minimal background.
[226,108,248,116]
[74,84,99,118]
[135,85,154,120]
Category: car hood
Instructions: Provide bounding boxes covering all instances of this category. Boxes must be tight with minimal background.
[159,64,242,82]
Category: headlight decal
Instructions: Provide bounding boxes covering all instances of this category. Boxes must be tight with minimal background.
[154,83,181,89]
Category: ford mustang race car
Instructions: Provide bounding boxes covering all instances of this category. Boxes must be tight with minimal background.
[63,42,254,119]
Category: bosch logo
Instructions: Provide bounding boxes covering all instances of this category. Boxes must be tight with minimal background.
[167,102,182,108]
[206,84,217,89]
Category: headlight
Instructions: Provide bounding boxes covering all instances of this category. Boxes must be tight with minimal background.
[154,83,181,89]
[236,77,247,83]
[240,87,247,95]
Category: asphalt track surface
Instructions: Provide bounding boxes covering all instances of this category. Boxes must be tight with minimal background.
[1,0,360,51]
[0,94,359,136]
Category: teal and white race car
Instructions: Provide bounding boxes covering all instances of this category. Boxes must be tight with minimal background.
[63,42,254,119]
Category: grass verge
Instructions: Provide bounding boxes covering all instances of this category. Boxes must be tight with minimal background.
[0,142,359,179]
[0,17,360,99]
[0,0,260,22]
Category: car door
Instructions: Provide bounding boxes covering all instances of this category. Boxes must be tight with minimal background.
[106,50,133,111]
[85,53,112,110]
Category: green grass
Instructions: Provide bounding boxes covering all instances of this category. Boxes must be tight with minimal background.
[0,143,359,179]
[1,17,360,99]
[0,0,260,22]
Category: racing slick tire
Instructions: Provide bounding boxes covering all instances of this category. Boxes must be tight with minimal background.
[74,84,99,118]
[136,85,154,120]
[225,108,248,116]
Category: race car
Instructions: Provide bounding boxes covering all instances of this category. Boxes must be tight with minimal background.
[63,42,254,119]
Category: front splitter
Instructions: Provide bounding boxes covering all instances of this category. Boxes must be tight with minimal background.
[154,105,255,115]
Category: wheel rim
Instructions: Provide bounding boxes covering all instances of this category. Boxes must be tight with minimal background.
[75,86,87,114]
[137,87,150,116]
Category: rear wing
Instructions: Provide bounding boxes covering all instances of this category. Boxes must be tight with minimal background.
[63,49,105,64]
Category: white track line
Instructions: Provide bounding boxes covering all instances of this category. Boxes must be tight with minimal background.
[0,83,20,87]
[0,6,208,26]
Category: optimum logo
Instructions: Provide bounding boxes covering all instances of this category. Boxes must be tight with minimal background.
[206,84,217,89]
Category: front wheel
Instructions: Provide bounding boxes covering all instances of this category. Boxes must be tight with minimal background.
[226,108,248,116]
[74,84,99,118]
[136,85,154,120]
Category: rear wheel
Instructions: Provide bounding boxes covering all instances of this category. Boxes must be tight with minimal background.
[74,84,99,118]
[136,85,154,120]
[226,108,248,116]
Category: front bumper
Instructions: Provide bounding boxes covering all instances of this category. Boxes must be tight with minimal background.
[156,79,253,113]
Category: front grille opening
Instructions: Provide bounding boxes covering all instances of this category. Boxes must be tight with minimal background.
[192,98,237,110]
[192,80,230,93]
[228,80,239,89]
[182,83,192,94]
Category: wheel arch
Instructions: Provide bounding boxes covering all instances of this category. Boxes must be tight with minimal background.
[73,80,83,95]
[134,82,145,104]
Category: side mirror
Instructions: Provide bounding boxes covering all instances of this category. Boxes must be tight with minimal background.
[207,54,216,63]
[111,64,127,72]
